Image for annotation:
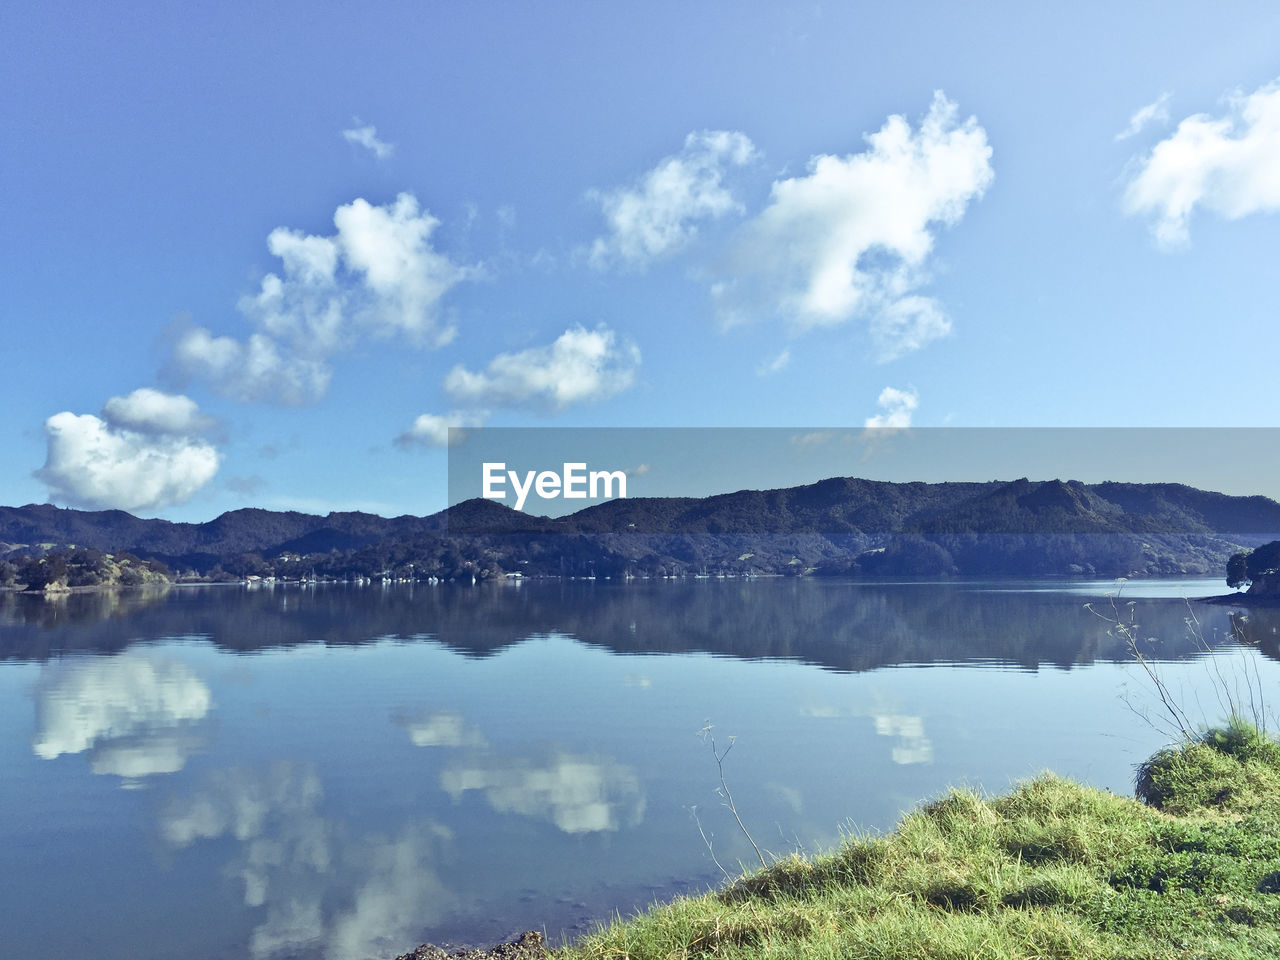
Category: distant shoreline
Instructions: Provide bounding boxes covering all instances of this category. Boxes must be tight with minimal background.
[2,572,1256,599]
[1199,590,1280,606]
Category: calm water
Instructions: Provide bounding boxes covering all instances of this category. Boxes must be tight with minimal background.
[1,578,1277,960]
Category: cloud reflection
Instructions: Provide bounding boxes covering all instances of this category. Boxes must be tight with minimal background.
[441,750,646,834]
[800,701,935,766]
[32,651,211,785]
[873,714,934,765]
[159,761,453,960]
[392,708,487,748]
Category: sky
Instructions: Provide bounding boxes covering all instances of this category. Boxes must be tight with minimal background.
[3,1,1280,520]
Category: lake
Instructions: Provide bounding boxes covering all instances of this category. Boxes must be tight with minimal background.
[1,578,1276,960]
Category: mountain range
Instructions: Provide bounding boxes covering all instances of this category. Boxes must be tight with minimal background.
[3,477,1279,580]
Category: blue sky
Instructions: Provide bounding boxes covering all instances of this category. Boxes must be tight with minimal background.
[4,1,1280,520]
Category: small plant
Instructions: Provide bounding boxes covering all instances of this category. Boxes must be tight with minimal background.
[1086,588,1271,741]
[695,724,769,874]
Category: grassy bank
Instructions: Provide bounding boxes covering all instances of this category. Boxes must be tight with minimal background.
[563,719,1280,960]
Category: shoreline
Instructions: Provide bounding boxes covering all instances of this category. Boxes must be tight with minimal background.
[397,722,1280,960]
[1199,591,1280,606]
[3,572,1253,597]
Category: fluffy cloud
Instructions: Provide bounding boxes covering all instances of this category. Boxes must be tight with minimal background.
[864,386,918,430]
[440,750,645,834]
[443,325,640,411]
[1115,92,1172,141]
[871,295,952,362]
[171,327,333,406]
[101,387,215,435]
[36,389,221,511]
[588,130,757,268]
[341,123,394,159]
[395,411,490,449]
[32,651,211,784]
[172,193,471,405]
[329,195,467,342]
[714,92,991,357]
[1123,80,1280,248]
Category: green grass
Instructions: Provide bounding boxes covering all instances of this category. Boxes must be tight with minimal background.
[563,721,1280,960]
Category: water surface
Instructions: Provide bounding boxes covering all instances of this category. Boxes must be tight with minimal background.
[1,578,1275,960]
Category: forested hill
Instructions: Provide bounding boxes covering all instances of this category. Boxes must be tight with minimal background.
[0,503,446,557]
[3,477,1280,581]
[519,477,1280,536]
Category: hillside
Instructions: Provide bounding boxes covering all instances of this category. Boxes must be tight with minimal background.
[3,477,1279,582]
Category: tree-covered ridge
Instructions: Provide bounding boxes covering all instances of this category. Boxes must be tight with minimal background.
[3,478,1280,584]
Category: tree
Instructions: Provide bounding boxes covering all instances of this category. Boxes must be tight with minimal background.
[1227,550,1251,590]
[21,553,68,591]
[1229,540,1280,596]
[1246,540,1280,581]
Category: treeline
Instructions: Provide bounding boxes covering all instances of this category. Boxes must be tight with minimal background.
[67,530,1242,584]
[2,548,173,592]
[0,531,1256,586]
[0,532,1270,592]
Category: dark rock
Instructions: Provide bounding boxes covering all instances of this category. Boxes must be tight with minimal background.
[395,930,548,960]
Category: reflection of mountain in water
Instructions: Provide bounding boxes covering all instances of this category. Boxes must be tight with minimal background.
[0,581,1243,672]
[1229,609,1280,664]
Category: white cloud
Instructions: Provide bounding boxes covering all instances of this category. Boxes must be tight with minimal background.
[756,347,791,376]
[101,387,216,435]
[864,386,918,430]
[790,431,833,449]
[395,410,490,449]
[36,389,221,511]
[1123,79,1280,248]
[172,193,471,405]
[441,750,645,834]
[341,123,394,159]
[443,325,640,412]
[871,295,952,362]
[588,130,757,268]
[714,92,991,358]
[329,195,467,342]
[1115,92,1172,141]
[171,327,333,406]
[32,652,211,783]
